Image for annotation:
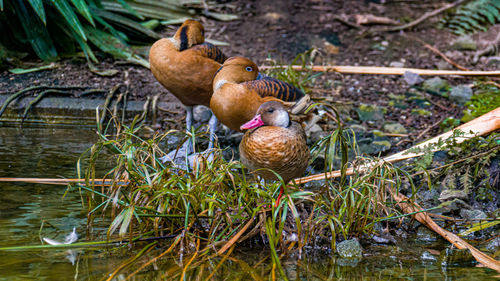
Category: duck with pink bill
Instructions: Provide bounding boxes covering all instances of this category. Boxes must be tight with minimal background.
[239,101,310,207]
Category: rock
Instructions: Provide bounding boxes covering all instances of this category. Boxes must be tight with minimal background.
[422,77,449,94]
[450,35,477,51]
[193,105,211,123]
[357,138,391,155]
[487,56,500,66]
[389,61,404,68]
[449,85,472,104]
[439,190,468,201]
[421,251,438,262]
[355,104,385,122]
[437,60,452,70]
[436,199,471,214]
[305,124,323,138]
[416,226,439,242]
[311,130,330,143]
[349,124,367,134]
[403,71,424,86]
[383,122,407,134]
[411,109,432,116]
[484,237,500,252]
[460,209,487,220]
[336,239,362,259]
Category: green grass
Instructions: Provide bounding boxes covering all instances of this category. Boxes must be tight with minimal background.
[74,108,407,278]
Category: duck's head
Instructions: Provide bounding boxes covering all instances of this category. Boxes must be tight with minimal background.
[240,101,289,130]
[174,19,205,51]
[213,57,262,87]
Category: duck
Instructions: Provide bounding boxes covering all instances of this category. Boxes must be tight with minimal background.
[239,101,310,206]
[149,19,227,155]
[210,56,309,132]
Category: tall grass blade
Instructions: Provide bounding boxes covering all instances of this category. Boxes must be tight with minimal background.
[27,0,46,24]
[51,0,87,41]
[69,0,95,26]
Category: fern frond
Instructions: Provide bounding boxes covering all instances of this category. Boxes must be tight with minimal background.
[443,0,500,35]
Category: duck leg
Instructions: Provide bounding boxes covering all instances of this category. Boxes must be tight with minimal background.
[207,112,218,150]
[184,105,194,154]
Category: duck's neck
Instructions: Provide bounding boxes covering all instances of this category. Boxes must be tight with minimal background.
[172,25,190,51]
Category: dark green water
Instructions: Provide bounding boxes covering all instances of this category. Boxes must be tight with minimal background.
[0,127,498,280]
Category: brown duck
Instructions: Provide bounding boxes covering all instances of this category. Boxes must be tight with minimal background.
[149,19,227,153]
[239,101,310,206]
[210,57,308,132]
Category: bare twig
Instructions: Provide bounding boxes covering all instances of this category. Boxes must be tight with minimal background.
[411,36,470,71]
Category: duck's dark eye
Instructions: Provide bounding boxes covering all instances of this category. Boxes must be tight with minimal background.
[245,66,253,72]
[267,108,274,113]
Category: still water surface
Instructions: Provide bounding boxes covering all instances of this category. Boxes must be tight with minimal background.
[0,126,497,280]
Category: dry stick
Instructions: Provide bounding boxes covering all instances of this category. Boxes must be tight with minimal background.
[217,217,255,255]
[412,37,470,71]
[259,65,500,76]
[377,0,471,32]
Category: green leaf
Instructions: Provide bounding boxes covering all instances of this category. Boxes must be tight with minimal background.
[84,25,149,68]
[90,7,160,39]
[51,0,87,41]
[69,0,95,26]
[27,0,46,24]
[116,0,144,20]
[11,0,57,61]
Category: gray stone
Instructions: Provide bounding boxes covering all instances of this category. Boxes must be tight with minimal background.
[449,85,473,104]
[311,130,330,143]
[451,35,477,51]
[336,239,362,259]
[439,190,468,201]
[460,209,487,220]
[484,237,500,252]
[355,104,385,122]
[350,124,367,134]
[403,71,424,85]
[436,199,471,214]
[389,61,404,68]
[437,60,452,70]
[421,251,438,262]
[305,124,323,138]
[193,105,212,123]
[487,56,500,66]
[422,77,449,94]
[383,123,407,134]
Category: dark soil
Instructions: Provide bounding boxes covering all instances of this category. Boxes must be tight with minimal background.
[0,0,498,145]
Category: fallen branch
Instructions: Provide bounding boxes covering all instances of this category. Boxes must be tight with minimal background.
[258,65,500,77]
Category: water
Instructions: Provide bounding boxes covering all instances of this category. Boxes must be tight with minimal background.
[0,126,498,280]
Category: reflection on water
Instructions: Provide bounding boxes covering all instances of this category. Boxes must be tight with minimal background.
[0,126,497,280]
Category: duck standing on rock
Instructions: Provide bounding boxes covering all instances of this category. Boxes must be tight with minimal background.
[239,101,310,206]
[149,19,227,159]
[210,56,310,132]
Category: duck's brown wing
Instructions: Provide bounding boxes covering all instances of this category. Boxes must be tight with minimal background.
[243,77,304,102]
[190,42,227,64]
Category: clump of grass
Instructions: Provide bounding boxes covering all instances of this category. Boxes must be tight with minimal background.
[75,109,405,278]
[263,49,323,94]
